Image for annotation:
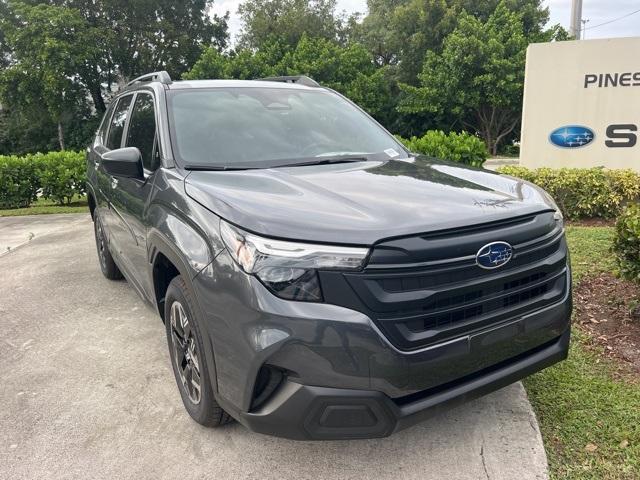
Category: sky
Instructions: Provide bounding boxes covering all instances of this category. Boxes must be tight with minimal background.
[211,0,640,44]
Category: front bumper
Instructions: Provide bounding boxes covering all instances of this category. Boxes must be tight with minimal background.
[193,250,571,440]
[239,329,569,440]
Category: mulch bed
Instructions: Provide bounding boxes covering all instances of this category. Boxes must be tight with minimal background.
[567,218,616,227]
[575,273,640,377]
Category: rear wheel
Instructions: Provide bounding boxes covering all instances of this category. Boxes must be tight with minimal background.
[93,214,123,280]
[165,275,232,427]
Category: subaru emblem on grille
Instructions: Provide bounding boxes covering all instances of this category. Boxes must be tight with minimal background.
[476,241,513,269]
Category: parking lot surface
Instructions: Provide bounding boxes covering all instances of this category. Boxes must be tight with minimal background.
[1,214,548,480]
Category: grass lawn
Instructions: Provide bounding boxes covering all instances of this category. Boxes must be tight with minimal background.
[525,226,640,479]
[0,196,88,216]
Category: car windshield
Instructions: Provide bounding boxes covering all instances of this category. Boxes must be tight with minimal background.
[166,87,407,169]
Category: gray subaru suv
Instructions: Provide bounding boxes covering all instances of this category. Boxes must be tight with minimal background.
[86,71,571,440]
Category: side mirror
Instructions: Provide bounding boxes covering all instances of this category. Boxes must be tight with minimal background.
[101,147,144,178]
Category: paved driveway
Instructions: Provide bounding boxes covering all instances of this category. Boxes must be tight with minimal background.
[0,214,548,480]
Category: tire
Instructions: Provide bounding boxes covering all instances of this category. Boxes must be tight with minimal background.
[94,214,123,280]
[165,275,232,427]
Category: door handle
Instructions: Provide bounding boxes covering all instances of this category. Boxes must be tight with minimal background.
[111,177,118,189]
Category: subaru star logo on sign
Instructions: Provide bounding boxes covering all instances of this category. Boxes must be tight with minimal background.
[476,242,513,269]
[549,125,595,149]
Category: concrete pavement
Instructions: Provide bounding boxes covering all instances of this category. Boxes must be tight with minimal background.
[0,214,548,480]
[482,157,520,171]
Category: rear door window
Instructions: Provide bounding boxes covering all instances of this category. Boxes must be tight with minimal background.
[95,103,115,146]
[106,95,133,150]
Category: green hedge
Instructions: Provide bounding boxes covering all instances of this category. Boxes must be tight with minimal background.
[613,204,640,282]
[498,166,640,219]
[0,151,86,209]
[397,130,489,167]
[0,156,41,208]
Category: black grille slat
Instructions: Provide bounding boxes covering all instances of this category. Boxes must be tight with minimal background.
[399,269,558,327]
[363,228,564,294]
[402,269,563,333]
[351,247,566,314]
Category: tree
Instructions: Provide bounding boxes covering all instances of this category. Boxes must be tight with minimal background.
[0,2,98,149]
[4,0,229,114]
[399,2,529,155]
[356,0,560,85]
[237,0,345,49]
[0,0,230,153]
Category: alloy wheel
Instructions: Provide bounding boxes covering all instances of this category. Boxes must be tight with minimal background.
[169,300,202,405]
[96,221,108,271]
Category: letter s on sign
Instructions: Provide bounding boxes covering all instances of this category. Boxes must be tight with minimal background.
[605,124,637,148]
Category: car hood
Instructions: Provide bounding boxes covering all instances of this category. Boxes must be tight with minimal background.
[184,156,555,245]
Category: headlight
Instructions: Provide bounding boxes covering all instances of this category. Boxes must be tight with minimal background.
[553,210,564,229]
[527,182,564,228]
[219,219,369,302]
[542,191,563,228]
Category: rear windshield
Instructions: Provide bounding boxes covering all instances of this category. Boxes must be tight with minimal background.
[166,87,406,168]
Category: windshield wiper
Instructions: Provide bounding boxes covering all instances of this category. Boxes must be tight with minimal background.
[183,164,261,171]
[271,156,369,169]
[183,155,370,171]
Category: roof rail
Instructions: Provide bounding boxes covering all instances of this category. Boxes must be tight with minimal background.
[257,75,320,88]
[126,71,172,88]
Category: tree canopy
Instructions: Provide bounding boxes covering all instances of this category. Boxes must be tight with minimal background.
[399,3,528,155]
[0,0,228,152]
[237,0,348,49]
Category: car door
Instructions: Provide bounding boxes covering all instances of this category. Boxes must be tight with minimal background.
[97,94,134,251]
[108,91,160,298]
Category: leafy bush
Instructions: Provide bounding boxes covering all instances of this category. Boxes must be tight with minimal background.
[35,151,87,205]
[0,155,40,208]
[0,151,86,208]
[498,166,640,219]
[613,204,640,282]
[397,130,488,167]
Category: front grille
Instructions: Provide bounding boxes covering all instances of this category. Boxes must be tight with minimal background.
[402,267,561,334]
[320,211,569,350]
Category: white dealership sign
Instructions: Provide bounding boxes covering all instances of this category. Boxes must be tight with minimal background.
[520,37,640,172]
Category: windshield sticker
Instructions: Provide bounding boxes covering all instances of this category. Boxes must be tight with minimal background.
[384,148,400,158]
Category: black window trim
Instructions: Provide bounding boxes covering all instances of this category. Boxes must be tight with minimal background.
[96,102,117,146]
[121,90,162,176]
[105,93,135,151]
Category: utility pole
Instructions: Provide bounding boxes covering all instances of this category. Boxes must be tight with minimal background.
[570,0,584,39]
[581,18,590,39]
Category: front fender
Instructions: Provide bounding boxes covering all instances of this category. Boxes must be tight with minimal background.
[147,212,212,279]
[147,207,224,396]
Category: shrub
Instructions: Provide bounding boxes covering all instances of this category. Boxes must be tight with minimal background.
[0,151,86,208]
[0,155,40,208]
[613,204,640,282]
[397,130,488,167]
[498,166,640,219]
[35,151,87,205]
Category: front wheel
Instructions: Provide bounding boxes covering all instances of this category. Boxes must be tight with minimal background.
[165,275,232,427]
